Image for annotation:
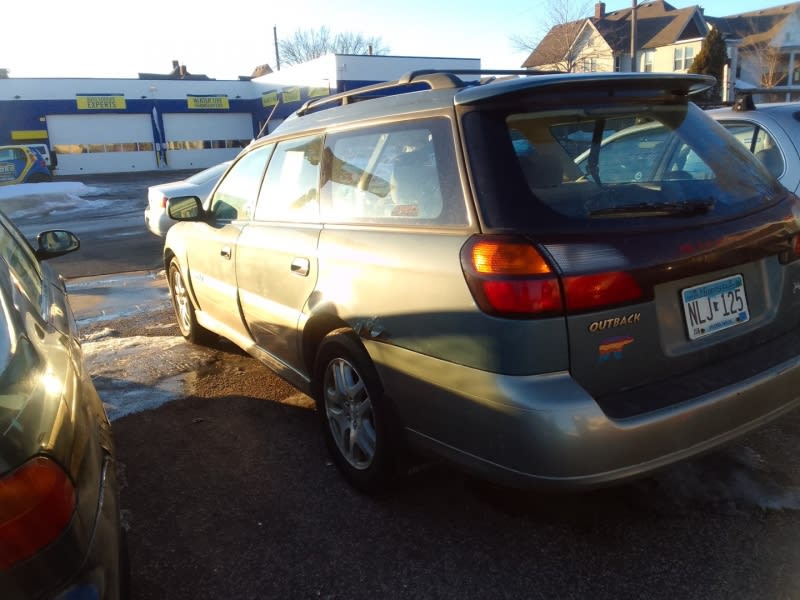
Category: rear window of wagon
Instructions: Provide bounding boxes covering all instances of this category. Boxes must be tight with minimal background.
[462,101,784,233]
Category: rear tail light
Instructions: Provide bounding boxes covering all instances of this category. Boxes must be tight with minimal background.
[461,237,563,317]
[0,457,76,570]
[563,271,643,312]
[461,236,643,318]
[160,194,169,209]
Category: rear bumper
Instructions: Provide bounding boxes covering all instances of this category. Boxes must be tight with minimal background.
[143,208,171,238]
[369,341,800,490]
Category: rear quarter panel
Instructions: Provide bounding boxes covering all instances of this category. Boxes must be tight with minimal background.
[313,225,569,376]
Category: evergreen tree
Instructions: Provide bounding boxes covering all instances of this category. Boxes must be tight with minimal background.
[688,28,729,102]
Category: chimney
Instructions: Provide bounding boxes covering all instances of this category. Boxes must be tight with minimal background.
[595,2,606,19]
[172,60,179,70]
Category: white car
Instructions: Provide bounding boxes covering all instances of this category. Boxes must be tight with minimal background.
[144,161,231,237]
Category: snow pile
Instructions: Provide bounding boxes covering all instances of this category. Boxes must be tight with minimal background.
[0,181,112,219]
[83,334,214,420]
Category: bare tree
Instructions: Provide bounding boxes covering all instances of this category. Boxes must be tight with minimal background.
[278,27,389,67]
[750,42,789,88]
[511,0,593,72]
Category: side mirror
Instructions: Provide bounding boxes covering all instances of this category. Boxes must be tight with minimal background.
[167,196,204,221]
[35,229,80,260]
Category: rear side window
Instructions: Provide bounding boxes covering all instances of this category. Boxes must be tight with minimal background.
[320,118,467,226]
[463,103,783,232]
[718,120,785,179]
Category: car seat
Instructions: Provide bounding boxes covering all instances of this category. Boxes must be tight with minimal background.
[390,151,443,218]
[755,147,783,179]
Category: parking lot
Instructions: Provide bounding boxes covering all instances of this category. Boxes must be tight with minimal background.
[20,167,800,600]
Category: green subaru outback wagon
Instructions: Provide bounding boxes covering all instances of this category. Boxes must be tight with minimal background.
[162,70,800,493]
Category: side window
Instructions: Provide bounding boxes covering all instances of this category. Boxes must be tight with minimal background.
[0,221,42,305]
[320,118,466,225]
[720,121,784,179]
[753,128,784,178]
[254,135,323,222]
[721,122,757,151]
[209,145,272,221]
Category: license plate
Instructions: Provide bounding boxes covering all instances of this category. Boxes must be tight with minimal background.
[681,274,749,341]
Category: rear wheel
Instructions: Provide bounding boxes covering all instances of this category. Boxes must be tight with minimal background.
[168,258,213,345]
[313,329,398,494]
[27,173,51,183]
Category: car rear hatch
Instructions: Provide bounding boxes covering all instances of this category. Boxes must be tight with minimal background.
[458,73,800,417]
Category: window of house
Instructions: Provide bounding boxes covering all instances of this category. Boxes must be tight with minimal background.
[674,48,683,71]
[583,58,597,72]
[255,135,323,222]
[684,47,694,70]
[644,50,654,72]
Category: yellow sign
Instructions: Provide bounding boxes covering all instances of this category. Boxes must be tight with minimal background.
[261,91,279,107]
[76,95,126,110]
[281,87,301,103]
[11,130,48,140]
[187,95,230,110]
[308,87,329,98]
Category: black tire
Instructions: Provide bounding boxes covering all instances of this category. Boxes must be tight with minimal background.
[313,329,399,494]
[168,258,213,345]
[27,173,51,183]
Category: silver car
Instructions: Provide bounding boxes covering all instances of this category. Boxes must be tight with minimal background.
[708,99,800,194]
[162,71,800,494]
[144,161,231,237]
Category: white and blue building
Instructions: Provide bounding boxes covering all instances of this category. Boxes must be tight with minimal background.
[0,54,479,175]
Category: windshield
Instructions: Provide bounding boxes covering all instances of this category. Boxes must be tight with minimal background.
[463,102,784,232]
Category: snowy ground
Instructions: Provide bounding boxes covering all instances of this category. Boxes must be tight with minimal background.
[2,181,207,420]
[0,181,112,220]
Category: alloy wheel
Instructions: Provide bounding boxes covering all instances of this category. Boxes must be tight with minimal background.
[323,357,377,470]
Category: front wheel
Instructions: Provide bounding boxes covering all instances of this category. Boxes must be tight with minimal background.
[313,329,399,494]
[168,258,213,345]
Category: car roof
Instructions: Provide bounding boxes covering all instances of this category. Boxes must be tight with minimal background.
[263,70,714,143]
[708,102,800,119]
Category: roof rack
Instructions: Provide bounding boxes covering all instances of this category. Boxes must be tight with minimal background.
[294,69,554,117]
[733,92,757,112]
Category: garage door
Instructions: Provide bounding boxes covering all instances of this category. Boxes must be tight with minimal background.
[163,113,253,169]
[48,114,157,175]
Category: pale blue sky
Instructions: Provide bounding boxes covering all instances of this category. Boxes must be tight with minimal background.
[3,0,779,79]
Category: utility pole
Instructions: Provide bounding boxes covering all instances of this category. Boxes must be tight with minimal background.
[630,0,637,72]
[274,26,281,71]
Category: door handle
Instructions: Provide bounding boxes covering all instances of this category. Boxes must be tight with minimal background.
[291,257,310,276]
[220,246,232,260]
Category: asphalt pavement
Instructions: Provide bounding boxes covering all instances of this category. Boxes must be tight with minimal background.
[68,272,800,600]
